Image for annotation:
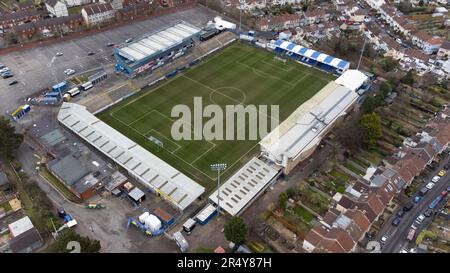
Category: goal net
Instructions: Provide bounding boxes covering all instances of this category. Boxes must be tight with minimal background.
[148,135,164,148]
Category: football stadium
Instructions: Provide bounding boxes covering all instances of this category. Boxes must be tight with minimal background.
[98,42,335,189]
[58,20,369,214]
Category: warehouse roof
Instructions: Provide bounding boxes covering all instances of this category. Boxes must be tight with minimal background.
[260,81,359,163]
[57,103,205,211]
[335,70,368,92]
[48,154,90,187]
[209,157,278,216]
[116,21,201,63]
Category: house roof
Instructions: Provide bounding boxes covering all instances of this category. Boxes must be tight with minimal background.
[45,0,60,8]
[83,3,114,16]
[0,9,40,22]
[440,40,450,50]
[9,228,42,253]
[0,171,7,186]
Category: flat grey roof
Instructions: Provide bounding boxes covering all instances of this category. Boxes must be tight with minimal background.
[209,157,278,216]
[117,21,201,63]
[48,155,90,186]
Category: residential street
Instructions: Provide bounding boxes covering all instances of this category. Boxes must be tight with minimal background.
[379,155,449,253]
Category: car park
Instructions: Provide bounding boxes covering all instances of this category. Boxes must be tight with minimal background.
[9,80,18,85]
[432,176,440,183]
[426,182,435,190]
[438,170,446,177]
[391,217,401,226]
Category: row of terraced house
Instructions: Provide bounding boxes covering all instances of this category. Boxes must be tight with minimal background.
[364,0,446,55]
[2,0,196,40]
[302,107,450,253]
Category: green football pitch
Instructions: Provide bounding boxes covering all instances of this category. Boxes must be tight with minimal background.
[97,42,335,192]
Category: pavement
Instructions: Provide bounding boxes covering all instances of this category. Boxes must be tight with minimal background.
[378,155,450,253]
[0,6,216,117]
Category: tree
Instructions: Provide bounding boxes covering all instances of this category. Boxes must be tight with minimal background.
[224,217,247,246]
[0,116,23,160]
[5,32,19,45]
[381,58,399,72]
[278,192,288,209]
[361,95,381,113]
[401,70,415,85]
[398,1,412,14]
[335,122,364,153]
[46,229,101,253]
[359,113,382,149]
[379,81,393,97]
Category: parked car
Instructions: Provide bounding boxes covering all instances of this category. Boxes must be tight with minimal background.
[56,52,63,56]
[9,80,18,85]
[444,163,450,170]
[438,170,446,177]
[380,234,389,244]
[64,68,75,76]
[441,190,448,197]
[414,195,423,203]
[426,182,435,190]
[397,210,406,218]
[411,223,418,230]
[403,202,414,211]
[432,176,440,183]
[416,214,425,224]
[106,42,115,47]
[125,38,133,43]
[419,187,429,196]
[2,72,13,79]
[392,217,401,226]
[87,52,95,56]
[0,63,5,69]
[424,209,433,217]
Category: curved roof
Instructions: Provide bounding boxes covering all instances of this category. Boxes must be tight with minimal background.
[335,70,368,92]
[274,39,350,70]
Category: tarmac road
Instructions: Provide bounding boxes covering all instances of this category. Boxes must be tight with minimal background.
[378,155,450,253]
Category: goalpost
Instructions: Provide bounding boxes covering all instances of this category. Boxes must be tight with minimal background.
[148,135,164,149]
[274,56,286,64]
